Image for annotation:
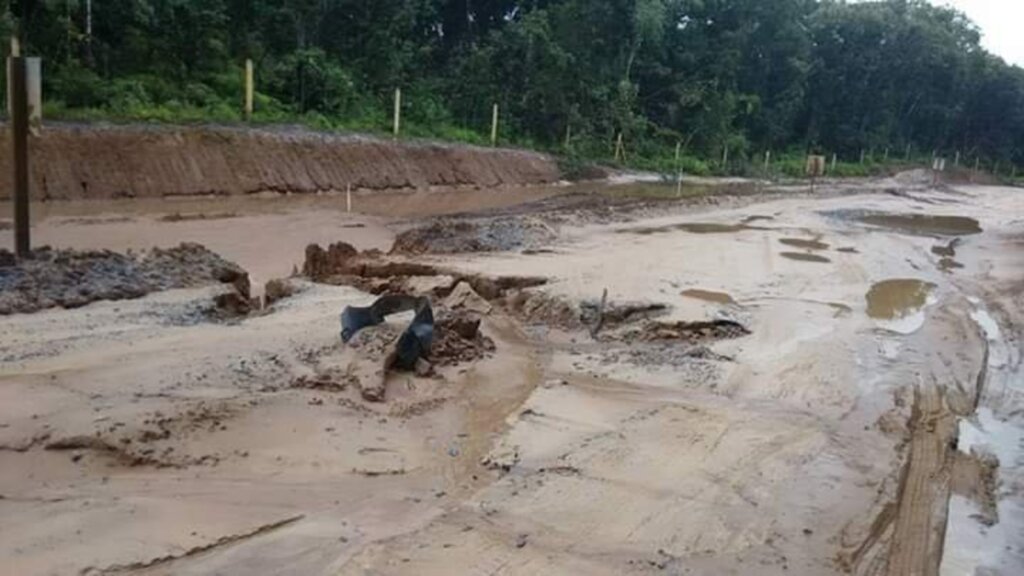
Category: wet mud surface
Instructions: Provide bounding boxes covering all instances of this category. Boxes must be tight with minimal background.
[1,169,1022,576]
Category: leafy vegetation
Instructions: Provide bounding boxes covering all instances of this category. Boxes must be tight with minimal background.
[4,0,1023,175]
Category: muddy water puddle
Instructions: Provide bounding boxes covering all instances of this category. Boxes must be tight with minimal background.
[831,210,982,236]
[624,222,767,235]
[866,279,936,320]
[681,289,737,305]
[780,252,831,263]
[779,238,830,251]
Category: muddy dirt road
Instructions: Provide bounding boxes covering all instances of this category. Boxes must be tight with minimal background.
[1,175,1022,575]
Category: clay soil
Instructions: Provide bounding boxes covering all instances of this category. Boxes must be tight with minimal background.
[1,164,1023,576]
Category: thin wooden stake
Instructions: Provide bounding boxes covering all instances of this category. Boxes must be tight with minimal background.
[393,88,402,139]
[764,150,771,173]
[244,59,254,121]
[831,153,837,174]
[675,141,683,196]
[490,103,499,146]
[346,184,352,213]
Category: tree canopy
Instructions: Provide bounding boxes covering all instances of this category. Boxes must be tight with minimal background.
[4,0,1023,169]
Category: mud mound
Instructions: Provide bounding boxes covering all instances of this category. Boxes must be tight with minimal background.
[433,312,496,366]
[0,123,560,201]
[0,243,249,315]
[630,319,750,343]
[391,218,557,254]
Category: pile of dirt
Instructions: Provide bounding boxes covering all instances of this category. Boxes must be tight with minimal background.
[390,217,557,255]
[0,123,560,201]
[432,312,496,366]
[0,243,249,315]
[628,319,750,343]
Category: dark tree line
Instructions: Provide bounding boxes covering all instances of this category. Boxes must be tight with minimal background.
[3,0,1023,169]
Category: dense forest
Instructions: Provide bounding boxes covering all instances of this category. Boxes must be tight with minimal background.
[2,0,1023,174]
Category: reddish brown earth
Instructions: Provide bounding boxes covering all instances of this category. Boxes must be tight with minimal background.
[0,123,561,201]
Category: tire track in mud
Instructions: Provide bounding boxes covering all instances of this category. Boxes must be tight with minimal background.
[884,382,958,576]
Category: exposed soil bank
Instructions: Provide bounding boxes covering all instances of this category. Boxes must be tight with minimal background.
[0,123,561,201]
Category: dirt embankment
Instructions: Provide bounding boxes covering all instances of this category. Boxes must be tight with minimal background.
[0,124,561,201]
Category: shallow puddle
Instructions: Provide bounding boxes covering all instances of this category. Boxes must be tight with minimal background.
[681,289,737,305]
[780,252,831,263]
[626,222,765,235]
[779,238,830,251]
[866,279,936,320]
[854,212,982,236]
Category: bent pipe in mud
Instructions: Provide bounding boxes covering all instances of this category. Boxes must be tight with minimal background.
[341,295,434,370]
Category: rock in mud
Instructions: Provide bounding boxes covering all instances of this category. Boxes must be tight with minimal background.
[0,243,250,315]
[264,278,303,306]
[445,281,493,315]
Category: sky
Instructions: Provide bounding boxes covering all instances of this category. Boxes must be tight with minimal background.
[933,0,1024,67]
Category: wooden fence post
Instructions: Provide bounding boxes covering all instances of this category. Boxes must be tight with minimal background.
[393,88,402,139]
[244,59,254,121]
[490,103,499,146]
[10,55,30,259]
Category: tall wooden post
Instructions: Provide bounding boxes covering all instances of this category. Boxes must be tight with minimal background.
[564,121,572,149]
[721,144,729,169]
[905,144,911,161]
[831,153,837,174]
[859,149,865,164]
[954,150,960,167]
[244,59,254,121]
[764,150,771,173]
[614,132,624,162]
[10,55,30,259]
[490,103,499,147]
[393,88,402,139]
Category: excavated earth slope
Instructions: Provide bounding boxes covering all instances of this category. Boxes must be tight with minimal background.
[0,123,561,200]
